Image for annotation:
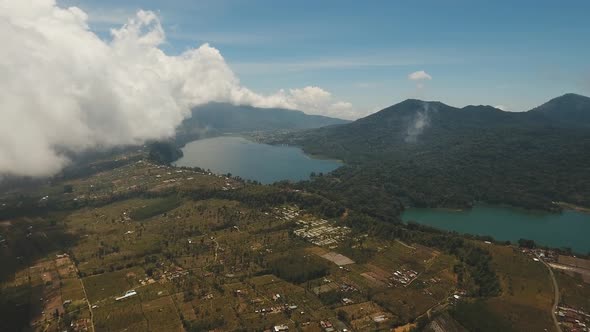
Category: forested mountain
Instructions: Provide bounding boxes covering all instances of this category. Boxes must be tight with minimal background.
[175,103,349,144]
[268,94,590,221]
[528,93,590,126]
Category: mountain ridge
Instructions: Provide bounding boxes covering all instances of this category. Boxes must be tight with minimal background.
[265,93,590,218]
[175,102,350,145]
[355,93,590,127]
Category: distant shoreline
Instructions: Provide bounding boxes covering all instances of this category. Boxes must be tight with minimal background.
[556,202,590,214]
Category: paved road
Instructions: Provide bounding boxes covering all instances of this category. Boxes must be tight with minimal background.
[540,256,562,332]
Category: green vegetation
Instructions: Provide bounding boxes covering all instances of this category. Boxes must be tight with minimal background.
[2,122,587,332]
[147,141,183,164]
[268,251,330,284]
[129,196,183,221]
[451,300,515,332]
[266,94,590,219]
[450,244,556,332]
[338,212,500,297]
[555,271,590,312]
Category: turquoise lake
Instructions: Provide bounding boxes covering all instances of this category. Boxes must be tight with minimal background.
[174,136,342,184]
[403,206,590,254]
[174,136,589,253]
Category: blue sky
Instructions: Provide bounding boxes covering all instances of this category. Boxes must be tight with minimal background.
[59,0,590,114]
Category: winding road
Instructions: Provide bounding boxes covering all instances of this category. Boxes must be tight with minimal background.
[539,255,562,332]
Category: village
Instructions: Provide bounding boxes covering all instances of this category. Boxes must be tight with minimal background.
[557,306,590,332]
[273,205,352,249]
[1,152,590,332]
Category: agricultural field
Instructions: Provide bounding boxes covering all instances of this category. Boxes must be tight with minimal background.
[0,254,91,332]
[0,152,569,332]
[555,270,590,312]
[449,243,556,332]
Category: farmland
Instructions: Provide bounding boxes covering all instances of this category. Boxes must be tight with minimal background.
[0,152,586,332]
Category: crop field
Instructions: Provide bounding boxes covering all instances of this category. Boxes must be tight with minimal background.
[339,301,392,330]
[83,267,145,304]
[0,153,568,332]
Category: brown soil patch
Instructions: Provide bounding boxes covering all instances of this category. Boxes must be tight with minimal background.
[360,272,386,287]
[365,264,392,280]
[320,252,355,266]
[559,255,590,270]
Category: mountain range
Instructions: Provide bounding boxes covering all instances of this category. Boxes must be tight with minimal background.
[286,93,590,156]
[175,103,349,145]
[266,93,590,220]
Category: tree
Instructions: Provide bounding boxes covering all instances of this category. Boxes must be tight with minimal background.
[63,184,73,193]
[337,309,350,323]
[148,141,183,164]
[518,238,536,249]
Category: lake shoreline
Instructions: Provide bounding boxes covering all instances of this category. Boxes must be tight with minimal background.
[556,202,590,214]
[403,205,590,254]
[173,136,342,184]
[240,133,345,164]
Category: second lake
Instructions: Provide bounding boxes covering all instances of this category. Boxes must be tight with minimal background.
[403,206,590,254]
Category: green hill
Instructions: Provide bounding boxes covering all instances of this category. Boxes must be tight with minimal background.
[528,93,590,126]
[269,94,590,220]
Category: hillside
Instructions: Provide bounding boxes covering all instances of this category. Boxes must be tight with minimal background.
[266,94,590,219]
[528,93,590,125]
[175,103,349,144]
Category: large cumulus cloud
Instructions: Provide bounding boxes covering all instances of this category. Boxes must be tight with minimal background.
[0,0,352,177]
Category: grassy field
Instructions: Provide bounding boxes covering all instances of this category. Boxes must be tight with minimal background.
[555,270,590,312]
[450,243,556,332]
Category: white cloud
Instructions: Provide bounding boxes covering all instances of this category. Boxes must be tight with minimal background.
[242,86,357,120]
[493,105,517,112]
[0,0,353,177]
[408,70,432,81]
[408,70,432,90]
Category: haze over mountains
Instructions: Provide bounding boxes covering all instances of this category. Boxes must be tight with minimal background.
[175,103,350,144]
[176,93,590,146]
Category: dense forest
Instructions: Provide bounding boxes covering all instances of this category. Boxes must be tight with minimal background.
[147,141,184,164]
[267,93,590,217]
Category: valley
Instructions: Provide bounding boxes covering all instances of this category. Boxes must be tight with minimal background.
[3,2,590,331]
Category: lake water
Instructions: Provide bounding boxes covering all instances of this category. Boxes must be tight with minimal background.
[174,136,342,184]
[403,206,590,254]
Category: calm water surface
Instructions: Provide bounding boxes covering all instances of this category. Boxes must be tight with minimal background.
[174,136,342,184]
[403,206,590,254]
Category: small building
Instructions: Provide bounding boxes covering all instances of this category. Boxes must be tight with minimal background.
[273,324,289,332]
[115,290,137,301]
